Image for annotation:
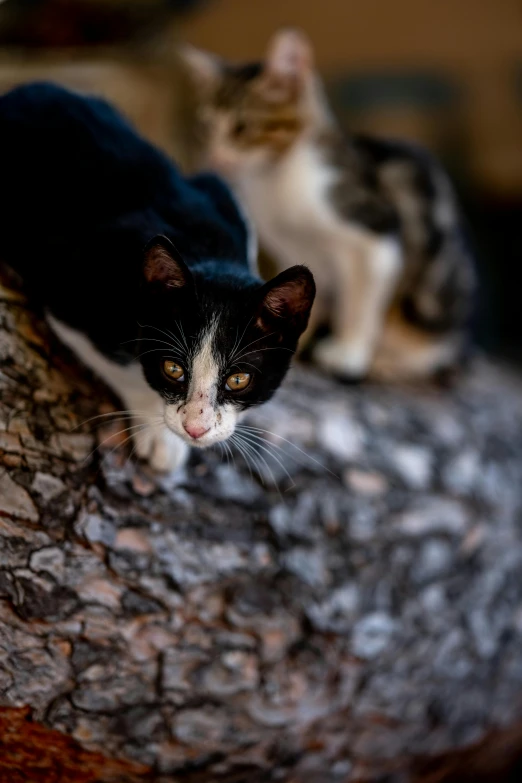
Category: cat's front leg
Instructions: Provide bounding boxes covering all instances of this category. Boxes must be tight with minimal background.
[122,391,189,474]
[314,232,402,380]
[46,315,190,474]
[134,422,189,474]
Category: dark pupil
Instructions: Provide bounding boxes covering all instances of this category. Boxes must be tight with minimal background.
[233,120,246,136]
[233,376,241,385]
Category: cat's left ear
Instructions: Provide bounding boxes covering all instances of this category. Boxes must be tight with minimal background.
[180,44,221,95]
[261,28,313,101]
[258,265,316,336]
[143,236,193,290]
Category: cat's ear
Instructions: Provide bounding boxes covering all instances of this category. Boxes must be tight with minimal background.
[180,44,221,95]
[258,265,316,335]
[260,28,313,101]
[143,236,192,290]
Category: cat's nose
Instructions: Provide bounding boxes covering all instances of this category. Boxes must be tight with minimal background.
[183,422,210,440]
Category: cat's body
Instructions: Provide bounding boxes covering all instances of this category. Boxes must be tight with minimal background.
[0,82,314,471]
[185,31,476,380]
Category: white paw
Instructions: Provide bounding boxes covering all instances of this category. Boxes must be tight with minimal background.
[313,337,372,379]
[134,426,188,474]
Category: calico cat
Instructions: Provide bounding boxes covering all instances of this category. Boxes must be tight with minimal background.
[0,82,315,472]
[183,29,476,381]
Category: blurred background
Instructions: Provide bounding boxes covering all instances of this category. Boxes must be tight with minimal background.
[1,0,521,362]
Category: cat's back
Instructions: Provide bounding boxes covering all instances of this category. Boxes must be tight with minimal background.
[353,133,459,229]
[0,82,176,229]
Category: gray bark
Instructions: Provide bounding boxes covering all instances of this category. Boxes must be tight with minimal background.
[2,265,522,782]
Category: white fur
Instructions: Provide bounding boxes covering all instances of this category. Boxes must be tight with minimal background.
[164,319,240,448]
[314,233,402,376]
[235,140,336,236]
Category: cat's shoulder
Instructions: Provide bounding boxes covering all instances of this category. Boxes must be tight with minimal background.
[185,172,257,272]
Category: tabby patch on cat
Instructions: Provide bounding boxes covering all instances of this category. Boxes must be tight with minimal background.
[183,29,476,381]
[0,83,315,473]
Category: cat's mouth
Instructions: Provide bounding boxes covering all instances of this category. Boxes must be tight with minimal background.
[163,404,238,450]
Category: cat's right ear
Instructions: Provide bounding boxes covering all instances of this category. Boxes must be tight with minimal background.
[143,236,193,290]
[180,44,221,95]
[260,28,313,102]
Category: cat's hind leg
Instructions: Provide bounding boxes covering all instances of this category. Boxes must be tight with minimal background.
[313,230,402,380]
[370,308,463,381]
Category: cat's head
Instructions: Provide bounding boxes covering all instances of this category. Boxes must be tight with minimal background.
[183,29,330,179]
[139,235,315,449]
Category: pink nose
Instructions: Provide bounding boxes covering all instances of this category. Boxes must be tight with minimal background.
[183,422,210,440]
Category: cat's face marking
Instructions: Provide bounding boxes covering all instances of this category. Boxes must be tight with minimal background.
[163,319,238,448]
[140,236,315,449]
[184,30,321,179]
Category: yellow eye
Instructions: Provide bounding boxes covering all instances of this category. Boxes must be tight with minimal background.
[163,360,185,381]
[225,372,251,392]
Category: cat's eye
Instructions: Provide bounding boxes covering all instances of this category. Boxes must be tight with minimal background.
[225,372,251,392]
[163,360,185,382]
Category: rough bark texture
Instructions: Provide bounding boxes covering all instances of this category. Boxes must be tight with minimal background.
[2,265,522,783]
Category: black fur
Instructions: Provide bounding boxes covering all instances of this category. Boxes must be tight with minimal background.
[0,83,314,412]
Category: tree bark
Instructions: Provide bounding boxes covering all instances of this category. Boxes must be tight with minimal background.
[2,264,522,783]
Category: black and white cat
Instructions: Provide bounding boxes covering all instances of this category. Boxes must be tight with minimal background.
[0,83,315,472]
[184,29,476,381]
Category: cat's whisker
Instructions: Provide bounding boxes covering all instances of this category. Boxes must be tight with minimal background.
[217,441,225,464]
[229,326,241,364]
[231,432,272,486]
[230,361,257,373]
[233,345,294,363]
[238,424,339,479]
[137,323,186,354]
[82,420,160,466]
[177,322,191,355]
[71,409,158,431]
[228,316,255,362]
[134,347,185,361]
[235,430,296,490]
[123,337,185,353]
[227,441,236,469]
[221,439,235,469]
[229,433,255,482]
[230,330,277,363]
[123,419,166,470]
[232,434,269,485]
[237,428,300,479]
[234,433,286,498]
[163,326,188,355]
[104,420,162,467]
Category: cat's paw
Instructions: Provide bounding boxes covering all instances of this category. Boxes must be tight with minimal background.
[134,427,189,473]
[313,337,371,381]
